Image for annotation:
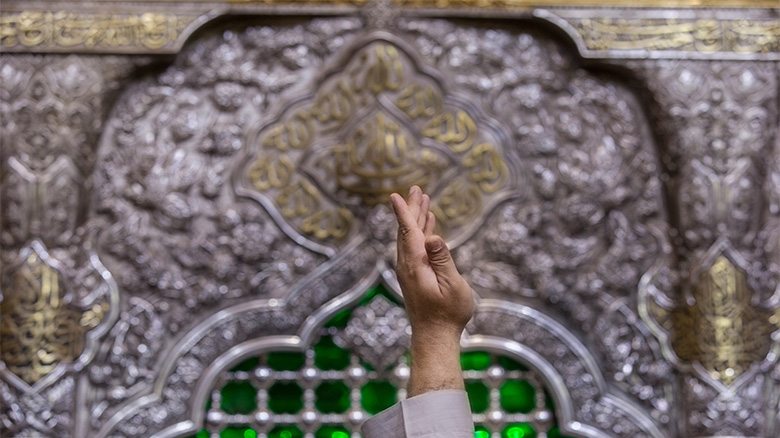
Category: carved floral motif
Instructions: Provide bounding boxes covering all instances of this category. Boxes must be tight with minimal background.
[2,9,779,438]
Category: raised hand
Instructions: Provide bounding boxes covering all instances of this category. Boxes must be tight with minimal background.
[390,186,475,396]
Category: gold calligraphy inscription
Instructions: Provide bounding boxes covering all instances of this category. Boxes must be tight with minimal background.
[247,156,295,191]
[6,0,776,7]
[463,143,509,193]
[396,84,441,119]
[301,207,353,240]
[245,40,512,243]
[0,11,194,52]
[433,178,482,228]
[277,178,321,219]
[334,112,444,206]
[423,111,477,153]
[396,0,780,9]
[263,113,315,151]
[671,257,774,385]
[275,179,354,240]
[573,18,780,54]
[0,252,106,385]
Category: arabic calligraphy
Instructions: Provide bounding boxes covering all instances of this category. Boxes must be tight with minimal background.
[248,156,295,191]
[573,18,780,54]
[0,11,194,52]
[423,111,477,153]
[0,251,107,385]
[334,112,438,206]
[4,10,778,56]
[671,256,774,384]
[396,0,778,8]
[243,39,512,244]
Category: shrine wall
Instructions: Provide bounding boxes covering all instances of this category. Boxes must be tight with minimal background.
[1,1,779,437]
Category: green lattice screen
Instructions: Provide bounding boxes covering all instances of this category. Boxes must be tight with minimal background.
[188,285,572,438]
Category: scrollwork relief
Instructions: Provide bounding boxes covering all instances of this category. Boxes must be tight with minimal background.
[397,19,672,429]
[1,53,136,438]
[2,7,779,438]
[625,59,779,436]
[87,20,365,427]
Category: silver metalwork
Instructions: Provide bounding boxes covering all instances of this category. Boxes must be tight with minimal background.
[1,3,779,438]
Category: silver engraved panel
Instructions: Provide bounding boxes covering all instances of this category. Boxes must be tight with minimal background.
[1,6,779,438]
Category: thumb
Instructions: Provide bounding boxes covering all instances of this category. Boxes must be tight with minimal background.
[425,236,460,281]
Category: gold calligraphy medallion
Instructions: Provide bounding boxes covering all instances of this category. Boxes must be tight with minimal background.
[238,34,517,250]
[670,256,774,385]
[0,245,111,386]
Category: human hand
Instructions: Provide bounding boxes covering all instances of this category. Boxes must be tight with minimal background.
[390,186,475,342]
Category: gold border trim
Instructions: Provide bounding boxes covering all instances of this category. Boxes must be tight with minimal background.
[0,11,199,52]
[1,8,779,55]
[5,0,777,8]
[573,17,780,54]
[397,0,779,8]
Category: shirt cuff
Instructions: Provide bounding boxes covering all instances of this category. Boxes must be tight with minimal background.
[361,390,474,438]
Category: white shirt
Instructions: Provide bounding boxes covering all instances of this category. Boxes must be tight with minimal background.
[361,390,474,438]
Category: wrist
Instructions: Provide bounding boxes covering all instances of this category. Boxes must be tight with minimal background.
[408,325,464,396]
[410,320,464,342]
[410,333,461,361]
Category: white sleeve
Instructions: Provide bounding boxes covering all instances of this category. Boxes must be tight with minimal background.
[360,389,474,438]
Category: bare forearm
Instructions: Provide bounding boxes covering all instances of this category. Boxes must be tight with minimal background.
[390,187,472,399]
[408,329,464,397]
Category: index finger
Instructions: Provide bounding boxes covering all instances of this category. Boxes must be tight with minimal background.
[390,193,419,232]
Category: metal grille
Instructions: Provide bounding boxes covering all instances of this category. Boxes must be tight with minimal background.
[189,286,572,438]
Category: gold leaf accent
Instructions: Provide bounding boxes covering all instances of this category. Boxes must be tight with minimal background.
[300,207,354,240]
[0,252,105,384]
[671,256,774,385]
[276,178,321,218]
[0,11,194,52]
[248,155,295,191]
[422,111,477,153]
[463,143,509,193]
[573,18,780,54]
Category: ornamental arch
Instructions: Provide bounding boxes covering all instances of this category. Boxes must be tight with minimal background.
[1,2,779,438]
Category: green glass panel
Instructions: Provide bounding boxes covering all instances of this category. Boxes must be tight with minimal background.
[500,381,535,413]
[268,382,304,414]
[461,352,491,370]
[465,381,490,413]
[268,425,303,438]
[267,352,306,371]
[230,357,260,372]
[498,356,528,371]
[194,430,209,438]
[325,308,353,328]
[361,381,397,414]
[206,397,212,410]
[474,424,490,438]
[358,284,401,306]
[315,425,350,438]
[502,424,536,438]
[220,427,257,438]
[544,391,555,412]
[314,336,351,371]
[220,382,257,414]
[546,426,573,438]
[360,360,376,372]
[315,381,350,413]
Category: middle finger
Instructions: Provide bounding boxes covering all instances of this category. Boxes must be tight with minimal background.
[406,185,422,227]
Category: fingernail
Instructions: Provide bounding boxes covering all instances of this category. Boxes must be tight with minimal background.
[389,194,400,210]
[425,239,443,252]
